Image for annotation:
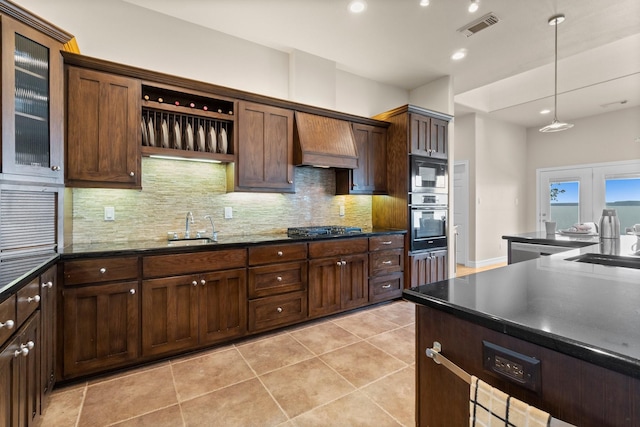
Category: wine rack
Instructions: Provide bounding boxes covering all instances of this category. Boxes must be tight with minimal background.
[140,85,235,162]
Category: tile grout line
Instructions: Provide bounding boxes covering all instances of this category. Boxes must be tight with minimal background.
[168,362,188,427]
[73,382,88,427]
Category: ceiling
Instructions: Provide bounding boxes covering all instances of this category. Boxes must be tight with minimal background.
[125,0,640,128]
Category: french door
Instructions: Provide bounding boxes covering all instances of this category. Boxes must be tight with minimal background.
[538,160,640,233]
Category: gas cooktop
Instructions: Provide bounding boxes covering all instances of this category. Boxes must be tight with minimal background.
[287,226,363,237]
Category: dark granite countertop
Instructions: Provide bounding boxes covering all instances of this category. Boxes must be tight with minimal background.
[502,231,600,247]
[0,228,405,300]
[404,234,640,379]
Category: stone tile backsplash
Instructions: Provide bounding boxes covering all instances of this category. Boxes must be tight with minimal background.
[71,158,372,244]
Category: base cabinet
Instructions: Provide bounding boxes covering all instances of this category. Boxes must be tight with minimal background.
[141,269,247,357]
[308,238,369,318]
[0,312,41,427]
[39,266,56,400]
[410,249,447,288]
[62,282,139,379]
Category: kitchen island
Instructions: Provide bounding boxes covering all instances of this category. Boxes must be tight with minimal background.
[404,235,640,427]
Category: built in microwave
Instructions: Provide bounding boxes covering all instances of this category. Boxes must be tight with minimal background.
[411,156,448,193]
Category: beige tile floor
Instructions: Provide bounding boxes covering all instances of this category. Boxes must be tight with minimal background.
[40,300,417,427]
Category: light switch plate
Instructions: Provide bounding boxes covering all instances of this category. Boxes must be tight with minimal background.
[224,207,233,219]
[104,207,115,221]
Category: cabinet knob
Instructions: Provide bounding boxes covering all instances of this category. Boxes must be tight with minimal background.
[341,260,347,266]
[14,347,29,358]
[277,307,283,313]
[200,279,206,286]
[51,165,61,171]
[192,281,198,286]
[27,295,40,303]
[336,261,342,267]
[99,268,106,274]
[25,341,34,350]
[276,276,283,282]
[382,260,392,265]
[381,241,392,245]
[277,251,283,257]
[0,319,14,330]
[129,171,135,177]
[129,289,136,295]
[288,180,293,184]
[382,284,392,289]
[42,281,53,289]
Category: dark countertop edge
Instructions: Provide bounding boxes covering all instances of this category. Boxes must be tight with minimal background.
[403,288,640,381]
[0,254,59,301]
[59,229,407,260]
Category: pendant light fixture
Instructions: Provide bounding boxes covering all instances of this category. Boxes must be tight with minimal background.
[540,13,573,133]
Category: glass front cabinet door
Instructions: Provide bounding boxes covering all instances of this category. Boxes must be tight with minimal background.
[1,14,66,183]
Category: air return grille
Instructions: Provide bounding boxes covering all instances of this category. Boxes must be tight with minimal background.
[0,190,56,255]
[458,13,500,37]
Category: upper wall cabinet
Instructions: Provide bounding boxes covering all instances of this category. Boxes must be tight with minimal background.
[0,12,71,184]
[410,113,448,159]
[231,101,294,193]
[66,66,141,188]
[336,123,388,195]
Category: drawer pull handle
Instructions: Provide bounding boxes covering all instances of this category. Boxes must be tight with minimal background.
[201,279,206,286]
[382,260,393,265]
[276,276,283,282]
[42,281,53,289]
[277,307,283,313]
[27,295,40,303]
[277,251,283,257]
[192,281,198,286]
[381,241,392,245]
[99,268,106,274]
[382,284,392,289]
[0,319,15,330]
[129,289,136,295]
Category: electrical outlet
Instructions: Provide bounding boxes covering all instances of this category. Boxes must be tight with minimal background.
[104,207,115,221]
[339,205,345,217]
[224,207,233,219]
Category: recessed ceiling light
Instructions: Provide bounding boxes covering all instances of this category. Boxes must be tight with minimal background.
[540,109,551,115]
[348,0,367,13]
[468,0,479,13]
[420,0,430,6]
[451,49,467,60]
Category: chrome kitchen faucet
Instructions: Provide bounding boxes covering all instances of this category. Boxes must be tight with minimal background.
[204,215,218,241]
[185,211,194,238]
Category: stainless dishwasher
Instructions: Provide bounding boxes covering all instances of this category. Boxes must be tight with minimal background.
[509,242,571,264]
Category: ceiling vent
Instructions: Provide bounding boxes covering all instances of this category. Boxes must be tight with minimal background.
[457,13,500,37]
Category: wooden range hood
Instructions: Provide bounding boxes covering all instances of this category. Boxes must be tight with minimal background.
[293,111,359,169]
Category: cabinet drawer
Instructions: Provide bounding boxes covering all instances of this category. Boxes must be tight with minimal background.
[17,278,40,325]
[0,294,16,347]
[248,243,307,265]
[248,261,307,298]
[64,256,138,286]
[369,273,403,303]
[369,248,404,276]
[308,237,368,259]
[248,291,307,332]
[143,249,246,278]
[369,234,404,251]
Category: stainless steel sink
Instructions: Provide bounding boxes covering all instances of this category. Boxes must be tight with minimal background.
[167,237,217,247]
[566,253,640,269]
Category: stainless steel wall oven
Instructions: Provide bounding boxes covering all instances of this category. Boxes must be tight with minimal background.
[409,192,448,252]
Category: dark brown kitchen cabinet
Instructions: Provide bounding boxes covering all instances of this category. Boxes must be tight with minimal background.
[409,249,447,288]
[39,266,56,400]
[308,238,368,318]
[62,281,139,379]
[0,311,41,427]
[141,268,247,357]
[233,101,294,192]
[66,66,141,188]
[368,235,404,302]
[248,242,308,332]
[410,113,448,159]
[0,11,69,184]
[336,123,388,195]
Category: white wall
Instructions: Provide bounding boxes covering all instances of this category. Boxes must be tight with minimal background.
[525,106,640,230]
[17,0,409,117]
[455,113,528,266]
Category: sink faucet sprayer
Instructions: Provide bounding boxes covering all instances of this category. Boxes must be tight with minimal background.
[185,211,194,238]
[205,215,218,241]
